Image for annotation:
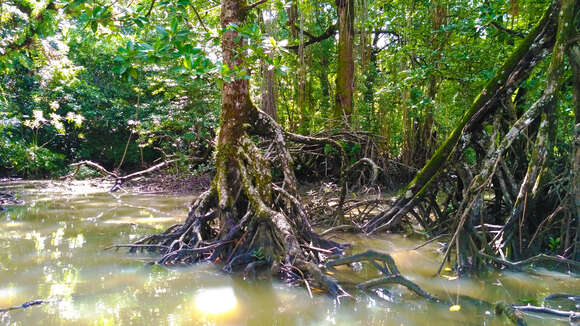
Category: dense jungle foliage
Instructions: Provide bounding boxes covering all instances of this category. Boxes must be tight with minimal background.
[2,0,574,177]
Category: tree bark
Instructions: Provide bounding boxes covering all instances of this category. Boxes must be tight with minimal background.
[333,0,355,127]
[567,1,580,260]
[432,0,573,273]
[260,9,278,121]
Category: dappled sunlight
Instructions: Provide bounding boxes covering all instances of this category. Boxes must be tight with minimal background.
[0,286,19,307]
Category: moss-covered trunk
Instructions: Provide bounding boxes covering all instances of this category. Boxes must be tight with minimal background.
[431,0,574,274]
[129,0,348,297]
[568,2,580,260]
[363,2,559,234]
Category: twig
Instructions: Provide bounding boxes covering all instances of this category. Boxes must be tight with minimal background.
[192,5,211,34]
[320,224,358,236]
[246,0,268,11]
[412,233,449,250]
[479,253,580,271]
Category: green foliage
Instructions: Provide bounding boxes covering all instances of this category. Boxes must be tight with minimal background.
[0,140,66,177]
[548,236,561,251]
[464,147,477,166]
[250,247,265,261]
[0,0,570,189]
[73,165,101,179]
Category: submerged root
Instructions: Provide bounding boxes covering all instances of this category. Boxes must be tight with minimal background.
[327,250,439,302]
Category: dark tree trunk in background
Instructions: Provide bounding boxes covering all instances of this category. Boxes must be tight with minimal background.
[568,4,580,260]
[260,9,278,121]
[333,0,355,127]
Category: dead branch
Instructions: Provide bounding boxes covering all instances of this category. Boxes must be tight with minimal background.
[67,160,177,192]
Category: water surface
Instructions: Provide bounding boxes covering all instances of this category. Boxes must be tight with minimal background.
[1,181,578,325]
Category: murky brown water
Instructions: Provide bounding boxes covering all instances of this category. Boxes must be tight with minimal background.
[1,181,578,325]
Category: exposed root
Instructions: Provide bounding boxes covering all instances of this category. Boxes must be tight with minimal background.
[326,250,440,302]
[0,299,49,313]
[285,130,384,224]
[113,109,355,301]
[494,302,528,326]
[477,253,580,273]
[496,301,580,326]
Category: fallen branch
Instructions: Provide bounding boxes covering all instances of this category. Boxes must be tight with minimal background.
[412,233,449,251]
[0,299,48,313]
[67,160,177,192]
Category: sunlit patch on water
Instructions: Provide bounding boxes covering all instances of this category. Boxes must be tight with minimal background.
[194,287,238,315]
[103,217,178,225]
[0,221,27,229]
[0,287,18,307]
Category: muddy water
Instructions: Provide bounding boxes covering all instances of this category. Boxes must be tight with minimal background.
[0,181,578,325]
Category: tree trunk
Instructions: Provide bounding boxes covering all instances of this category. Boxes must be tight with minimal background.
[333,0,355,127]
[363,2,559,234]
[567,3,580,260]
[433,0,573,274]
[417,0,447,166]
[129,0,348,298]
[319,50,331,112]
[260,9,278,121]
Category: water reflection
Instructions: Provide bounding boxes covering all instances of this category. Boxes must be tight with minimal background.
[194,287,238,315]
[0,181,579,325]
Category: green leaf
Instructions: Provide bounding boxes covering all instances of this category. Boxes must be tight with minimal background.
[134,18,144,28]
[183,56,191,69]
[91,21,98,33]
[175,30,189,39]
[156,25,168,38]
[138,42,154,52]
[171,17,179,33]
[112,65,127,74]
[129,68,138,80]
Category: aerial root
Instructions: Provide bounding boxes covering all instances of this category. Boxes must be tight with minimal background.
[326,250,439,302]
[298,259,352,302]
[284,130,382,223]
[495,301,580,326]
[106,187,219,262]
[478,253,580,273]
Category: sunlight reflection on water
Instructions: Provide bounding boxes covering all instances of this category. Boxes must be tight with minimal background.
[194,287,238,315]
